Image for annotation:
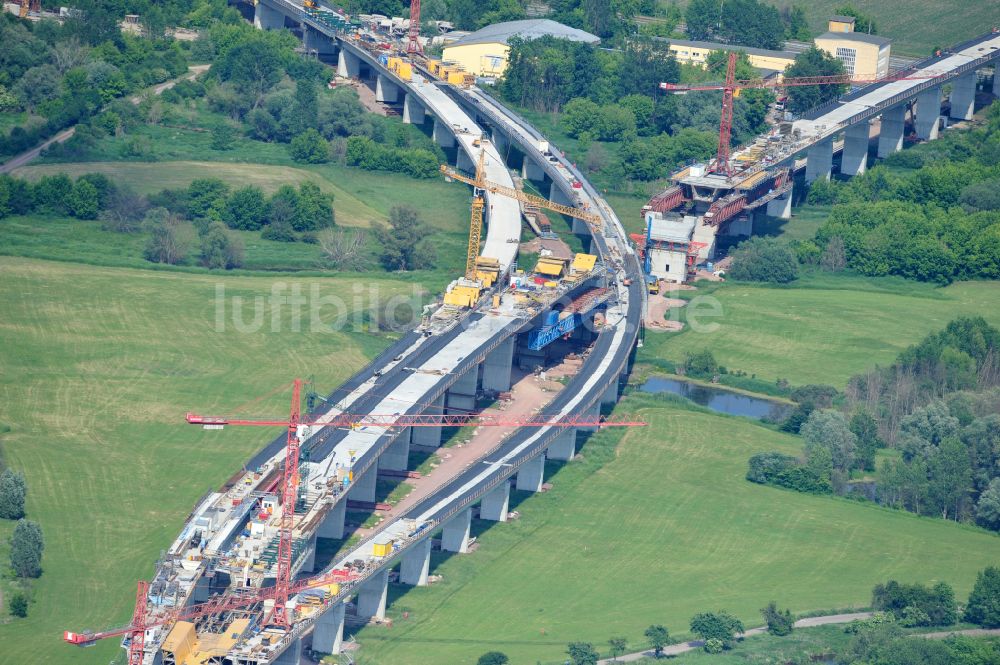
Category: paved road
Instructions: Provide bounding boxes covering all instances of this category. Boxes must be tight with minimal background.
[917,628,1000,639]
[601,612,873,663]
[0,64,209,175]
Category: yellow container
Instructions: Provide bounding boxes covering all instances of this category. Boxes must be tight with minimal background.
[396,62,413,81]
[372,541,393,557]
[447,71,467,85]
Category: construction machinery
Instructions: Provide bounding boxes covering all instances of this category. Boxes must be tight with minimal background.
[18,0,40,18]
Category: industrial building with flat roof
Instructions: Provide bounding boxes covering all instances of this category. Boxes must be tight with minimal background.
[815,30,892,79]
[661,38,798,74]
[442,19,599,77]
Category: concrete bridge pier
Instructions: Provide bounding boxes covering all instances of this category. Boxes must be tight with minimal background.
[301,535,317,573]
[317,498,346,539]
[376,74,399,103]
[547,427,576,461]
[949,72,977,121]
[841,121,870,176]
[480,481,510,521]
[348,466,377,503]
[993,67,1000,96]
[915,86,942,140]
[378,429,411,472]
[804,137,833,183]
[766,188,792,219]
[482,337,514,393]
[446,365,478,413]
[312,602,345,654]
[303,27,338,56]
[522,157,546,182]
[515,454,545,492]
[273,638,302,665]
[400,537,432,586]
[433,117,457,148]
[550,182,573,207]
[337,49,361,79]
[457,148,476,173]
[356,569,389,621]
[578,402,601,433]
[411,393,445,447]
[491,127,509,155]
[600,379,619,406]
[441,507,471,552]
[877,105,906,157]
[253,1,284,30]
[403,94,426,124]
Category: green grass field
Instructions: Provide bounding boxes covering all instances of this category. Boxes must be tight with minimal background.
[641,276,1000,387]
[0,257,415,665]
[351,394,1000,665]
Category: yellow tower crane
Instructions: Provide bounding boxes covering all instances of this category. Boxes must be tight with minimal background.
[439,144,604,308]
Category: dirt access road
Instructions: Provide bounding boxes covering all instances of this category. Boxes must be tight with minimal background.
[0,65,209,174]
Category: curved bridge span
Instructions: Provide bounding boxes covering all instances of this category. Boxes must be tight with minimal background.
[129,3,646,664]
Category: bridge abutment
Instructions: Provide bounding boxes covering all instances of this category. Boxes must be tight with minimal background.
[877,105,906,158]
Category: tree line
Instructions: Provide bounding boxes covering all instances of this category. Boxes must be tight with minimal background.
[748,318,1000,532]
[1,466,45,619]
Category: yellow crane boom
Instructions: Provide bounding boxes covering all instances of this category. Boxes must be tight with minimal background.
[440,150,603,239]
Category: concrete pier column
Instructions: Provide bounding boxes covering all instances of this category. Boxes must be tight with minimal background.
[446,365,478,413]
[915,86,942,140]
[433,117,456,148]
[376,74,399,103]
[550,183,573,207]
[949,72,976,120]
[492,128,509,155]
[515,454,545,492]
[482,337,514,393]
[578,402,600,433]
[317,499,347,539]
[403,94,425,124]
[412,393,445,447]
[442,507,471,553]
[400,538,431,586]
[480,482,510,522]
[379,429,411,472]
[312,602,345,654]
[522,157,546,182]
[877,105,905,158]
[348,467,377,503]
[547,428,577,461]
[356,569,389,621]
[304,28,337,56]
[253,1,284,30]
[841,121,870,176]
[336,49,360,79]
[804,138,833,183]
[301,535,317,573]
[273,638,302,665]
[457,148,476,173]
[766,187,792,219]
[993,67,1000,97]
[601,379,619,407]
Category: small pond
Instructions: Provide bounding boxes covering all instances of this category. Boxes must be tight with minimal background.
[640,376,793,421]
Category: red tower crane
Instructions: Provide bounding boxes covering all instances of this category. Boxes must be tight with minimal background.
[407,0,423,55]
[659,55,948,176]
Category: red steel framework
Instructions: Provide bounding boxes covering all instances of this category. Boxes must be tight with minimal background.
[406,0,422,54]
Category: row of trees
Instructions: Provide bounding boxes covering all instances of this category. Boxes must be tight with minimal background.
[750,319,1000,531]
[1,466,44,618]
[803,103,1000,285]
[1,172,118,221]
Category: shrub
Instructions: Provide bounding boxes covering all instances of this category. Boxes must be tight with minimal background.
[9,592,28,618]
[704,638,724,654]
[872,580,957,626]
[476,652,508,665]
[289,128,329,164]
[690,611,744,649]
[67,178,100,220]
[200,221,243,269]
[761,601,794,636]
[727,236,799,283]
[0,469,27,520]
